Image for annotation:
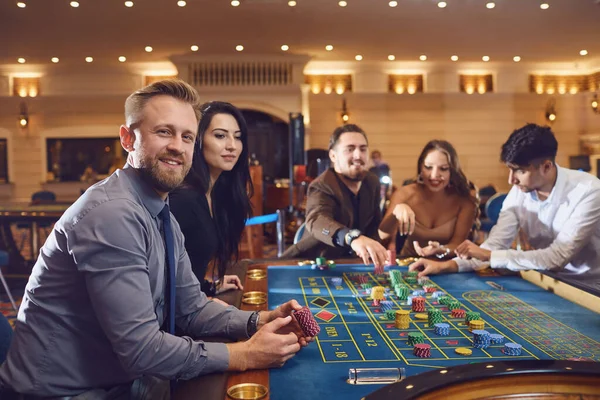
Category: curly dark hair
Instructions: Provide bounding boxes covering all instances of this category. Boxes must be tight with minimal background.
[501,123,558,167]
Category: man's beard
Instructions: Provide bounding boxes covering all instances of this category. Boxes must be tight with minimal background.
[341,169,367,182]
[138,152,190,193]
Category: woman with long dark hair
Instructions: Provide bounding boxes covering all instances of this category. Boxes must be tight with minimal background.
[170,101,253,296]
[379,140,478,259]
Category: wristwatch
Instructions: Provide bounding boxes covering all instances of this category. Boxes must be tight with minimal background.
[344,229,362,247]
[247,311,260,336]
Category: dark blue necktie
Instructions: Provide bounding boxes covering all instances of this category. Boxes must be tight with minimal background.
[159,204,176,335]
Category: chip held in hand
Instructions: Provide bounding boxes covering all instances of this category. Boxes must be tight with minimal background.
[293,306,321,337]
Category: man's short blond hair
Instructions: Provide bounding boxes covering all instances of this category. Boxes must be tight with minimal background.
[124,79,201,126]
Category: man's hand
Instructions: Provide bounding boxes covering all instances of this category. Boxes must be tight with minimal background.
[260,300,314,347]
[350,236,388,274]
[454,240,491,261]
[216,275,244,294]
[227,316,301,371]
[392,203,416,235]
[409,258,458,277]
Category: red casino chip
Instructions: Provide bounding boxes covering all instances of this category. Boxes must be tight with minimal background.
[412,297,426,312]
[293,306,321,337]
[413,343,431,358]
[451,309,466,318]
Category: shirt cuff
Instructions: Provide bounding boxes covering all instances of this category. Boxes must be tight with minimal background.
[454,257,474,272]
[201,342,230,374]
[228,310,255,338]
[490,250,509,269]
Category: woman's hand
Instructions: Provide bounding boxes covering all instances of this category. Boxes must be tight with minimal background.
[215,275,244,294]
[392,204,416,235]
[413,241,447,258]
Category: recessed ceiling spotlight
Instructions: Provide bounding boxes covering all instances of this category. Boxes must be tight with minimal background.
[355,55,363,61]
[580,49,588,56]
[437,1,447,8]
[17,2,26,8]
[419,55,427,61]
[85,57,93,63]
[540,3,549,9]
[513,56,521,62]
[231,0,240,6]
[118,56,127,62]
[338,1,347,7]
[236,45,244,51]
[325,45,334,51]
[191,45,199,51]
[388,55,395,61]
[281,45,289,51]
[451,55,458,61]
[17,58,26,64]
[70,1,80,7]
[51,57,60,63]
[486,2,495,9]
[389,1,398,7]
[145,46,153,52]
[482,55,490,62]
[124,1,134,7]
[288,0,297,6]
[177,0,186,7]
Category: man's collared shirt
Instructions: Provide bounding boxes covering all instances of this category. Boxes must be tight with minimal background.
[0,164,253,396]
[456,166,600,278]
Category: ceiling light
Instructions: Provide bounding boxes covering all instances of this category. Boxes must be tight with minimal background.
[281,45,289,51]
[125,1,134,7]
[145,46,153,52]
[540,3,549,9]
[118,56,127,62]
[51,57,60,63]
[419,55,427,61]
[513,56,521,62]
[451,55,458,61]
[17,2,26,8]
[355,55,363,61]
[389,1,398,7]
[580,49,588,56]
[437,1,447,8]
[85,57,93,63]
[482,55,490,62]
[177,0,186,7]
[325,45,333,51]
[288,0,297,6]
[231,0,240,6]
[486,2,495,9]
[70,1,79,7]
[338,1,347,7]
[17,58,26,64]
[191,45,199,51]
[388,55,395,61]
[236,45,244,51]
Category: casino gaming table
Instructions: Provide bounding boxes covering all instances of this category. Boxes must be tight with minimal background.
[176,259,600,400]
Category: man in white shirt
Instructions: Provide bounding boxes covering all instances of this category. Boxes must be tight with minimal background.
[410,123,600,283]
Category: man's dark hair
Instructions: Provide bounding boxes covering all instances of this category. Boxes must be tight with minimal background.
[501,123,558,166]
[328,124,368,150]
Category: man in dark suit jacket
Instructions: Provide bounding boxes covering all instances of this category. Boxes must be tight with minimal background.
[282,124,389,271]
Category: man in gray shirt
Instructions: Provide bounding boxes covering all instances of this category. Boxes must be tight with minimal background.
[0,79,309,398]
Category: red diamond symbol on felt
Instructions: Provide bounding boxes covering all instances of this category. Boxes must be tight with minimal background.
[386,324,395,329]
[446,340,459,345]
[399,332,408,337]
[315,309,336,323]
[375,309,381,313]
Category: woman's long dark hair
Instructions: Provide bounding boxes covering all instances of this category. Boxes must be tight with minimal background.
[184,101,253,280]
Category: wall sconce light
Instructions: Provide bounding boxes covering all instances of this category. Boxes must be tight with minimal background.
[19,102,29,128]
[592,94,599,114]
[340,98,350,122]
[545,99,557,123]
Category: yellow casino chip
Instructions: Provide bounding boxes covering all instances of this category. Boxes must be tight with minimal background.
[455,347,472,356]
[414,313,428,320]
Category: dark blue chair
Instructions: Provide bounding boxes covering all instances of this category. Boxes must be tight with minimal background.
[17,191,57,258]
[245,210,285,257]
[480,193,507,232]
[0,312,13,364]
[0,251,17,311]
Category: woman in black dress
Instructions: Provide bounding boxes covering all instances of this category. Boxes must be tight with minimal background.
[170,101,253,296]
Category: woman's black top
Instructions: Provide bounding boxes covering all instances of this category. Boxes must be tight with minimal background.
[169,186,219,295]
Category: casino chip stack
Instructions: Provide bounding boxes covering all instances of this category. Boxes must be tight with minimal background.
[293,307,321,337]
[413,343,431,358]
[390,270,403,286]
[447,300,461,311]
[395,285,410,300]
[380,300,394,312]
[357,275,369,284]
[315,257,328,270]
[502,342,522,356]
[385,310,396,320]
[423,284,437,293]
[412,289,426,297]
[434,323,450,336]
[427,308,443,326]
[469,320,485,332]
[412,297,426,312]
[489,334,505,345]
[451,309,466,319]
[405,271,418,285]
[417,276,430,285]
[395,310,410,329]
[465,311,481,325]
[331,277,343,286]
[432,291,445,299]
[437,296,451,306]
[362,282,373,290]
[407,332,424,346]
[472,330,491,349]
